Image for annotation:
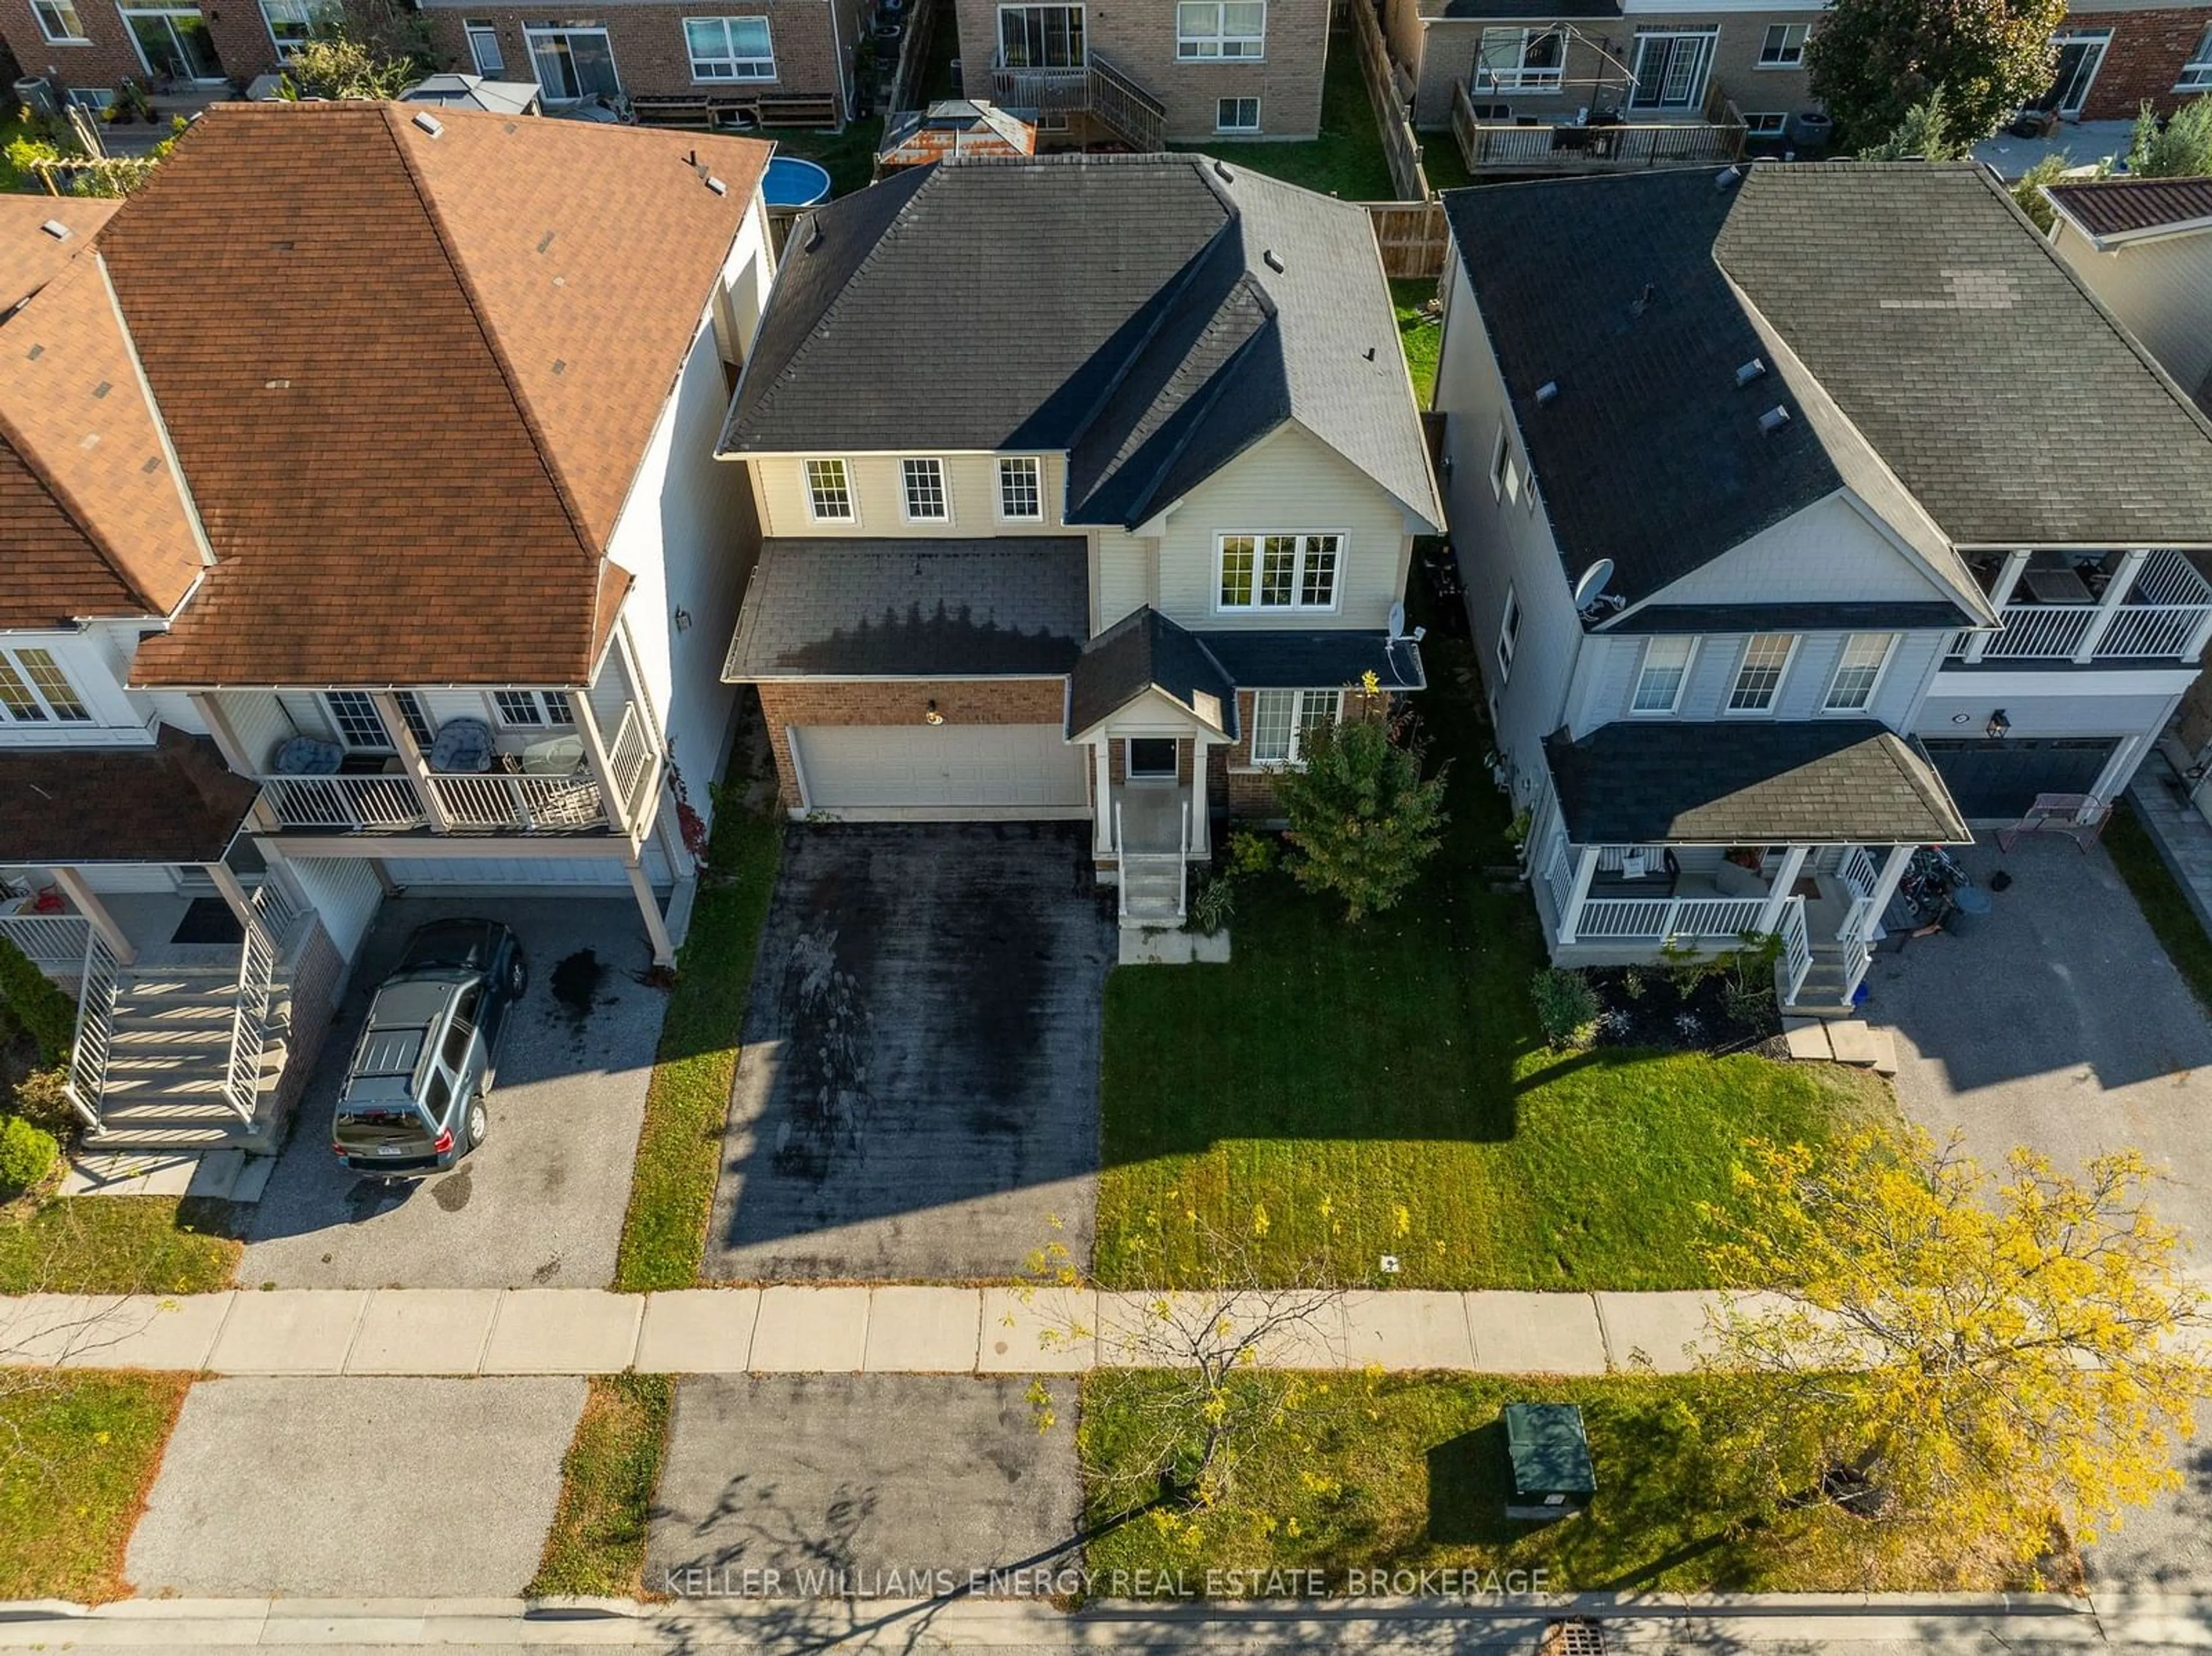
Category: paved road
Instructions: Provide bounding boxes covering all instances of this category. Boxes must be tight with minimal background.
[707,825,1113,1282]
[243,896,666,1290]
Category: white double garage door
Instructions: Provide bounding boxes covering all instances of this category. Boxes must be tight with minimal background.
[791,724,1090,817]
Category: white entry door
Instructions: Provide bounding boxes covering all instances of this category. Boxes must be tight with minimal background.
[793,725,1089,816]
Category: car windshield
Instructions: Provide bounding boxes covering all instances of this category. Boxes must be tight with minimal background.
[400,922,495,973]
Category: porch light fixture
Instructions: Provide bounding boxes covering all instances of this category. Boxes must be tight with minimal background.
[923,700,944,726]
[1986,709,2010,739]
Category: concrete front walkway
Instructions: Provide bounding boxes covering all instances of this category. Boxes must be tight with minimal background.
[0,1284,1728,1375]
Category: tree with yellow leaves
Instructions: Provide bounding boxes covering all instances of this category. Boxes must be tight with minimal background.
[1699,1128,2207,1576]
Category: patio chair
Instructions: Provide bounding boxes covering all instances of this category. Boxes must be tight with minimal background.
[1996,793,2108,853]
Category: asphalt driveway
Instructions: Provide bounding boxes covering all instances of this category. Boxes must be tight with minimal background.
[706,824,1114,1282]
[648,1374,1081,1597]
[243,895,666,1289]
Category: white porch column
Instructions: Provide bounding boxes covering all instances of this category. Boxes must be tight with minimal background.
[203,861,256,933]
[2088,732,2152,817]
[1857,844,1915,943]
[1555,846,1599,945]
[626,858,677,968]
[371,692,450,833]
[1756,845,1808,936]
[1092,742,1113,857]
[2074,548,2149,664]
[573,698,634,846]
[50,867,135,966]
[1963,550,2032,662]
[1189,741,1210,857]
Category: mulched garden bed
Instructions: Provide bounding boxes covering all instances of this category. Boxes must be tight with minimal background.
[1582,964,1785,1056]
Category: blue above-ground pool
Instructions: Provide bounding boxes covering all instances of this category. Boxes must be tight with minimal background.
[763,156,834,208]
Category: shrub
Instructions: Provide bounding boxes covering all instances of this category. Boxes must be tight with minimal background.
[0,935,78,1066]
[10,1066,78,1139]
[1189,873,1235,937]
[1274,719,1449,923]
[1225,830,1279,878]
[2129,95,2212,179]
[0,1115,58,1196]
[1530,968,1600,1049]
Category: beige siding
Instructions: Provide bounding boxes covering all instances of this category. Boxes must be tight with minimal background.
[749,452,1074,539]
[1643,493,1960,608]
[2049,221,2212,407]
[1142,427,1416,632]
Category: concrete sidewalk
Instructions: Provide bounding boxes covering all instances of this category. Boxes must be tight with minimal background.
[0,1284,1726,1377]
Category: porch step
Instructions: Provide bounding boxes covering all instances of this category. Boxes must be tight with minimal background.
[1119,867,1185,926]
[80,965,281,1154]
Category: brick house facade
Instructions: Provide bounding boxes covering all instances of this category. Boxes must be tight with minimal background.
[0,0,297,104]
[2062,2,2212,118]
[950,0,1333,141]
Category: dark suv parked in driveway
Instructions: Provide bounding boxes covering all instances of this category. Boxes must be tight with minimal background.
[331,920,528,1174]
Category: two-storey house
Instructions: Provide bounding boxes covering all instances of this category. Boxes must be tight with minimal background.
[1433,162,2212,1013]
[0,103,774,1150]
[716,152,1440,922]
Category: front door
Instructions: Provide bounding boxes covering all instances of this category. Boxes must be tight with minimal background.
[2039,31,2110,116]
[122,9,225,82]
[1126,738,1177,779]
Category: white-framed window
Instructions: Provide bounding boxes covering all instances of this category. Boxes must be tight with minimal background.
[392,691,434,749]
[525,24,621,101]
[1217,533,1340,612]
[1823,633,1896,712]
[998,456,1043,520]
[322,691,391,749]
[901,457,949,521]
[1249,688,1340,766]
[1177,0,1262,58]
[1630,636,1696,715]
[1741,110,1787,137]
[1488,419,1524,505]
[804,457,854,521]
[67,88,115,112]
[1756,22,1807,66]
[1215,96,1260,132]
[997,3,1084,67]
[1475,25,1563,93]
[1496,584,1520,685]
[0,649,89,723]
[261,0,338,58]
[2180,22,2212,90]
[32,0,87,41]
[465,17,505,73]
[685,15,774,79]
[494,689,575,727]
[1725,633,1796,713]
[1630,28,1715,111]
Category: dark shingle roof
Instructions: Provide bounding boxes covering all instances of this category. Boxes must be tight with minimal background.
[1543,720,1968,844]
[1604,601,1972,635]
[724,155,1438,530]
[0,727,257,863]
[2046,176,2212,244]
[1433,0,1618,16]
[1441,164,2212,608]
[1067,608,1237,739]
[724,537,1086,678]
[1194,630,1426,690]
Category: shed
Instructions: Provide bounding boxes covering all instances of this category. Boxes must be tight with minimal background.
[1503,1403,1595,1520]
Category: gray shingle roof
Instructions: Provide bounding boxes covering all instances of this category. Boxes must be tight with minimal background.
[1440,163,2212,609]
[723,154,1439,532]
[1194,629,1426,689]
[1067,607,1237,738]
[1543,719,1969,844]
[1604,601,1971,634]
[724,537,1086,679]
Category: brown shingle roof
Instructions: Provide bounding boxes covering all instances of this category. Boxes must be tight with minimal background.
[105,103,766,689]
[2046,176,2212,244]
[0,196,120,315]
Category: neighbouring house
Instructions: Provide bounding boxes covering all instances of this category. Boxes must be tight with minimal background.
[400,71,546,115]
[949,0,1332,146]
[1380,0,2212,171]
[717,151,1440,923]
[1431,162,2212,1013]
[0,102,774,1153]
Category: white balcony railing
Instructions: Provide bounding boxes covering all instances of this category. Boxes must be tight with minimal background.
[429,772,609,832]
[257,773,429,832]
[1574,895,1769,942]
[0,911,92,968]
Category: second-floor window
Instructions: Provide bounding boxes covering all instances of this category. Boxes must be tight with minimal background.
[2182,23,2212,90]
[1757,22,1808,66]
[1217,533,1339,612]
[1250,689,1339,766]
[685,16,774,80]
[1726,633,1796,713]
[902,457,949,521]
[526,24,621,101]
[1475,26,1563,93]
[1177,0,1263,59]
[1631,636,1696,714]
[33,0,86,41]
[0,648,88,723]
[998,456,1043,520]
[1824,633,1896,712]
[805,458,854,521]
[1496,585,1520,685]
[323,690,390,749]
[998,3,1084,67]
[495,690,575,726]
[262,0,338,58]
[1488,417,1523,503]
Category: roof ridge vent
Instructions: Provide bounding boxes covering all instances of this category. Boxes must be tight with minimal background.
[410,111,444,138]
[1758,404,1791,434]
[1735,357,1767,386]
[1263,248,1285,274]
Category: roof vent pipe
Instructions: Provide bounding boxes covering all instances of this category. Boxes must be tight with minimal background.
[1715,165,1741,190]
[1263,249,1285,273]
[1630,282,1655,317]
[1213,160,1233,182]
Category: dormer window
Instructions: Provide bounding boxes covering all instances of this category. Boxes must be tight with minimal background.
[0,648,88,723]
[805,458,854,522]
[998,456,1043,520]
[902,457,949,521]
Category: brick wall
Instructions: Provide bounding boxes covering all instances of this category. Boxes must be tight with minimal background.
[268,916,344,1135]
[1,0,297,100]
[952,0,1332,139]
[418,1,844,107]
[1221,690,1283,817]
[2070,6,2212,118]
[754,677,1069,805]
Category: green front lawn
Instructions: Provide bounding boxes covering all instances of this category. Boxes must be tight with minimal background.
[1172,31,1393,200]
[0,1195,238,1295]
[2104,801,2212,1017]
[1095,631,1888,1291]
[1081,1371,2030,1594]
[0,1370,188,1601]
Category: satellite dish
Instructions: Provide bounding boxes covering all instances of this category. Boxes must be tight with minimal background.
[1387,600,1407,638]
[1572,559,1616,612]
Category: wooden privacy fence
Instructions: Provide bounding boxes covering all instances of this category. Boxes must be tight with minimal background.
[1361,199,1450,279]
[1349,0,1428,203]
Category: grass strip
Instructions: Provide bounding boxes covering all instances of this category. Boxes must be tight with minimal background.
[528,1373,675,1599]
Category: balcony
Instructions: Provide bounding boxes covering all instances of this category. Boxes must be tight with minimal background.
[987,51,1165,150]
[1452,82,1744,173]
[1946,548,2212,666]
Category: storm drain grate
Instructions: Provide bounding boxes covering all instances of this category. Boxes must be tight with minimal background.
[1540,1621,1608,1656]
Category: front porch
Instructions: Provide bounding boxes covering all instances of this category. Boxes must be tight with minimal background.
[1091,737,1217,927]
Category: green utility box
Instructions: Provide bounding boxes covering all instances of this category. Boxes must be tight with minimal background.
[1503,1402,1596,1521]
